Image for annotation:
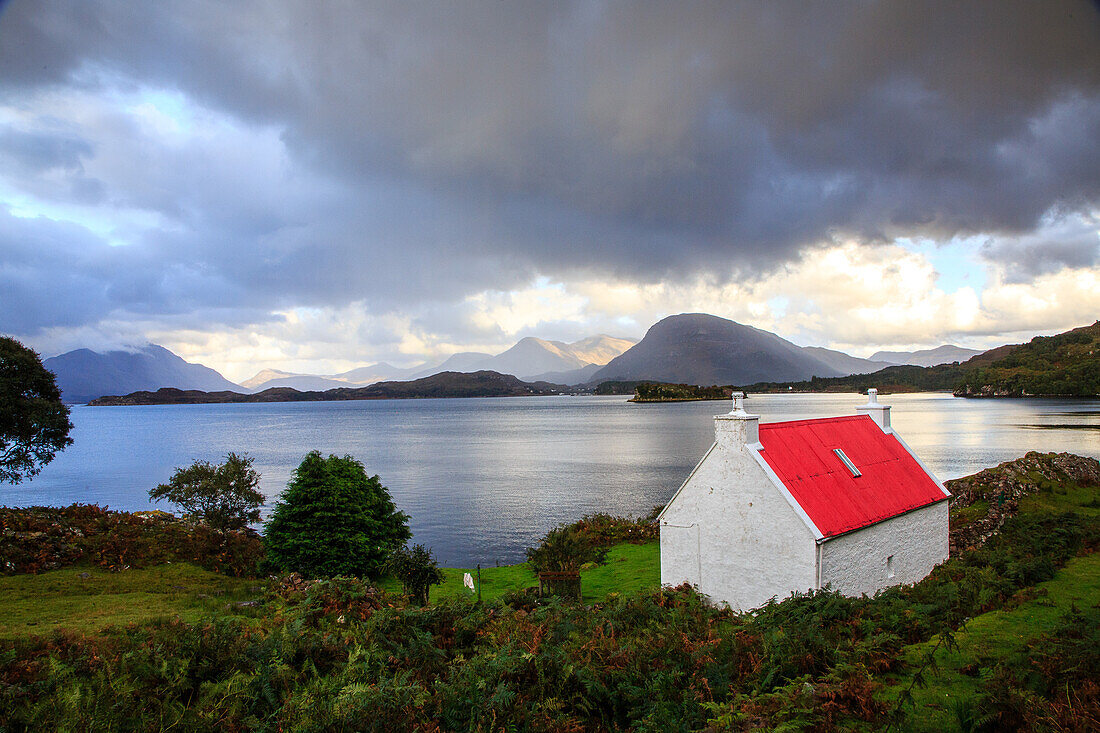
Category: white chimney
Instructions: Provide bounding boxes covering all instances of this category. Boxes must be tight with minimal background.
[715,391,759,448]
[856,387,891,430]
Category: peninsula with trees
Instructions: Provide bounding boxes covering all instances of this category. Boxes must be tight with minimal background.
[89,370,569,405]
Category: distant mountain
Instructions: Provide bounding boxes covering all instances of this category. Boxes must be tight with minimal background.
[90,371,569,405]
[44,344,242,403]
[408,352,493,380]
[565,335,638,366]
[409,335,635,381]
[590,314,844,385]
[802,347,896,375]
[870,345,983,367]
[480,338,589,379]
[526,363,603,385]
[333,362,421,383]
[243,363,422,392]
[245,373,352,392]
[240,369,303,390]
[239,335,635,390]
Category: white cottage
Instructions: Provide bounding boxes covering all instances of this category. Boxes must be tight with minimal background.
[659,390,950,610]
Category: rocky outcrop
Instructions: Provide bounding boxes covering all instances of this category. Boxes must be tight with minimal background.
[946,452,1100,553]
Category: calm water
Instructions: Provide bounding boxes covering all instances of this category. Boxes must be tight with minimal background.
[9,393,1099,566]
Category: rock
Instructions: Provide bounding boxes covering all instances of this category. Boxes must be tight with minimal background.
[947,452,1100,552]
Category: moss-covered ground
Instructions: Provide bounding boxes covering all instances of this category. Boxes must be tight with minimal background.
[0,562,260,638]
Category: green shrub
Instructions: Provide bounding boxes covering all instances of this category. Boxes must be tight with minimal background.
[525,526,606,573]
[386,544,445,606]
[566,511,658,546]
[149,452,265,531]
[263,451,410,578]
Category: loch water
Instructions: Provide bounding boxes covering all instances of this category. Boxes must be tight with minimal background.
[11,393,1100,567]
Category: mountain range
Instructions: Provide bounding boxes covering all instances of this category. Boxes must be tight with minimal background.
[42,315,992,402]
[870,344,982,367]
[43,345,243,403]
[240,335,638,391]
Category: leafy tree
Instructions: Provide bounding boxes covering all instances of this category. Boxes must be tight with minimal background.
[525,526,607,573]
[386,543,445,605]
[0,337,73,484]
[149,452,265,530]
[263,451,411,578]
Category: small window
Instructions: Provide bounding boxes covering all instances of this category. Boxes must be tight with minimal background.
[833,448,861,477]
[886,555,895,579]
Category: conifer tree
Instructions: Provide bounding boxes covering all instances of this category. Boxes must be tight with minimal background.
[263,451,410,578]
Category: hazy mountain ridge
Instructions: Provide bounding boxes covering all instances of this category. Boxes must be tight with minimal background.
[44,345,242,403]
[870,344,983,367]
[242,335,637,390]
[801,346,896,375]
[383,335,637,383]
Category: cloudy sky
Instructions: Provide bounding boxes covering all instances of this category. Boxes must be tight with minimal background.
[2,1,1098,381]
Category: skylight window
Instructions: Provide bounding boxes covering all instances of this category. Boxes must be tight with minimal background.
[833,448,861,478]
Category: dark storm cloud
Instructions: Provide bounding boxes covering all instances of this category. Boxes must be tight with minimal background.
[980,220,1100,282]
[1,0,1099,334]
[0,126,107,204]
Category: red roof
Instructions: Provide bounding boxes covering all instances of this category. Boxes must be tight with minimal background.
[757,415,947,538]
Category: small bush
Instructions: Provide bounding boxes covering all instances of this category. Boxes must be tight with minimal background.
[524,526,606,573]
[387,544,445,606]
[149,452,265,531]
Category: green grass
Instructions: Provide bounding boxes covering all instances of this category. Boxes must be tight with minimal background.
[0,562,260,638]
[380,561,537,603]
[1,542,659,639]
[579,541,660,601]
[1018,479,1100,517]
[880,552,1100,732]
[382,541,660,604]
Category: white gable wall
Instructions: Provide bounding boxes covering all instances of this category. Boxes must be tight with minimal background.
[819,500,949,597]
[660,416,817,611]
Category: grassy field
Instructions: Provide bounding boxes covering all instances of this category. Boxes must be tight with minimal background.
[401,541,661,604]
[0,562,261,638]
[0,542,660,637]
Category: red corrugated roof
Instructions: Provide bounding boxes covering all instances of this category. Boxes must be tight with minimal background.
[757,415,946,538]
